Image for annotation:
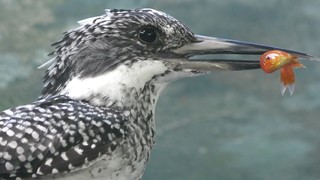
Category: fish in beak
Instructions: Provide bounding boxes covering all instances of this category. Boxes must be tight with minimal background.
[170,35,317,72]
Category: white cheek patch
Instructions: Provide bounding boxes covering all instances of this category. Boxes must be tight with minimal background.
[60,60,169,104]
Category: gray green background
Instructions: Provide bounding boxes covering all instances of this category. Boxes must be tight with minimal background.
[1,0,320,179]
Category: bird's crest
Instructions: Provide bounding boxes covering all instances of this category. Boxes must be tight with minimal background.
[39,8,195,98]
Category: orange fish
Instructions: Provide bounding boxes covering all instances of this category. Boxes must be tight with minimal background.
[260,50,305,95]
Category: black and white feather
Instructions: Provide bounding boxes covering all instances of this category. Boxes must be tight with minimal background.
[0,95,128,179]
[0,8,198,180]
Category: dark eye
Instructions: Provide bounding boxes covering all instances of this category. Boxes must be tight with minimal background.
[138,26,158,43]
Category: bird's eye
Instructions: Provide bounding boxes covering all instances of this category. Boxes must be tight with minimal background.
[138,26,158,43]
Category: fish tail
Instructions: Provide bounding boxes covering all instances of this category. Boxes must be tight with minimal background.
[288,83,295,95]
[281,83,287,96]
[280,67,295,95]
[281,83,295,96]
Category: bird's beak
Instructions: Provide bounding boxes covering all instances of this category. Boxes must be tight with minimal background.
[171,35,316,72]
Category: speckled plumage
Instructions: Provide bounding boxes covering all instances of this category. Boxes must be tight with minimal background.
[41,8,195,98]
[0,95,128,179]
[0,8,198,180]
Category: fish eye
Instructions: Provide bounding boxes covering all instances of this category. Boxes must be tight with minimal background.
[263,56,270,62]
[138,26,159,43]
[265,53,278,61]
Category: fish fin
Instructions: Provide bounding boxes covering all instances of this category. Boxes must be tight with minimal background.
[291,58,305,68]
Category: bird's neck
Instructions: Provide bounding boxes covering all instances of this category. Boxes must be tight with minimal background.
[55,60,172,163]
[60,60,169,110]
[59,61,170,150]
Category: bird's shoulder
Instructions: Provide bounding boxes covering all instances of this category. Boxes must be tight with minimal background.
[0,95,128,179]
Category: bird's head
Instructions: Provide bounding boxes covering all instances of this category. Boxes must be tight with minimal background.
[40,8,313,107]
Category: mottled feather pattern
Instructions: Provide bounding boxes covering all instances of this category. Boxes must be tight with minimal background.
[0,95,128,179]
[1,8,200,180]
[41,8,195,98]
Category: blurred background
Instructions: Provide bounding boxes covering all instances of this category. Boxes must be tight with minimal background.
[1,0,320,179]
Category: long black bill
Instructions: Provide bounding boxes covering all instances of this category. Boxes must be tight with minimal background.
[172,35,318,71]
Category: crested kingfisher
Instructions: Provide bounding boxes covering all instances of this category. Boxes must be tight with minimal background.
[0,8,313,180]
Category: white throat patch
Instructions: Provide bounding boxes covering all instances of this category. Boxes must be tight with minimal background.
[60,60,169,106]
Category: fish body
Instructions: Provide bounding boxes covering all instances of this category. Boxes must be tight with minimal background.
[260,50,304,95]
